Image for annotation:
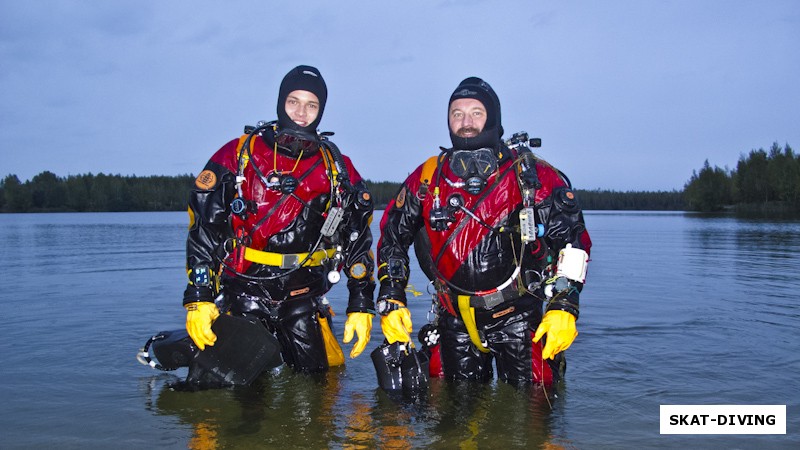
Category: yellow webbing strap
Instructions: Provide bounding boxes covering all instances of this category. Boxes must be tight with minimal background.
[320,147,339,211]
[320,147,339,187]
[236,134,252,173]
[457,295,490,353]
[243,247,336,267]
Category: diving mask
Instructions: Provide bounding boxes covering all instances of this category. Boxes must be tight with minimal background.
[449,148,498,180]
[275,128,320,155]
[448,148,498,194]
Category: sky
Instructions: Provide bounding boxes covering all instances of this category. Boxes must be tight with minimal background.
[1,1,798,192]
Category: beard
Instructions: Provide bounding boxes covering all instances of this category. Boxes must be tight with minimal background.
[456,127,480,137]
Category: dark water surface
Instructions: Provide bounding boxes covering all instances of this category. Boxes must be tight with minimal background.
[0,211,797,448]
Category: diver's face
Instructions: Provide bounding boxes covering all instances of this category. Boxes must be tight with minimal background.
[448,98,487,137]
[284,90,320,127]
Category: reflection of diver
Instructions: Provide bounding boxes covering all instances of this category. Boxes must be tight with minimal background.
[425,380,556,448]
[139,66,375,388]
[144,368,347,448]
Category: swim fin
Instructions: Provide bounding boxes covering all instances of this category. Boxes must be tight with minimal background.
[149,329,195,370]
[187,314,283,387]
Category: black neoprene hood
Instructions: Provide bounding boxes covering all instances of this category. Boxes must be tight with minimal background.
[448,77,503,150]
[276,65,328,135]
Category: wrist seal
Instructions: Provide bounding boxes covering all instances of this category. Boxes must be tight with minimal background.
[376,299,404,316]
[182,284,215,306]
[546,288,580,319]
[377,284,406,305]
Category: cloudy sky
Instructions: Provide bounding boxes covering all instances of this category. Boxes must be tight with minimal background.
[1,0,798,191]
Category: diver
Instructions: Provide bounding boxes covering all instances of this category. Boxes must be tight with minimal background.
[180,65,375,383]
[376,77,592,387]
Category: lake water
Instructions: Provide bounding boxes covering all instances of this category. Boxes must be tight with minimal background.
[0,211,797,449]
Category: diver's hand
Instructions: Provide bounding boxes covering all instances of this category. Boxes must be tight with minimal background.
[380,301,412,344]
[185,302,220,351]
[343,312,374,358]
[533,309,578,359]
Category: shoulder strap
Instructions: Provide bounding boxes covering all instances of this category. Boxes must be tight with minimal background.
[419,155,439,185]
[236,134,253,174]
[417,154,443,198]
[320,146,339,188]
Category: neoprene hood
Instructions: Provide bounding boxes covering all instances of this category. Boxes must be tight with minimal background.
[277,65,328,135]
[448,77,503,150]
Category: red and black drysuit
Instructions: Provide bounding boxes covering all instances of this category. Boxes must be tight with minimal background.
[184,128,375,372]
[378,147,592,385]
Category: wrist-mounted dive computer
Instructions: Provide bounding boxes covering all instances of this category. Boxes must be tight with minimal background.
[376,299,403,316]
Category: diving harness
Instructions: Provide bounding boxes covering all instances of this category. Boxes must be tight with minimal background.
[219,121,363,284]
[417,132,584,353]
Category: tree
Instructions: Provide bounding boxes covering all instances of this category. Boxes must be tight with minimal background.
[29,171,66,210]
[684,160,733,211]
[765,142,799,204]
[65,174,91,211]
[735,148,772,203]
[2,174,31,212]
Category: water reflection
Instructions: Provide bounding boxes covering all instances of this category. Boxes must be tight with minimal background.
[685,216,800,302]
[147,367,348,448]
[142,368,558,449]
[4,212,799,448]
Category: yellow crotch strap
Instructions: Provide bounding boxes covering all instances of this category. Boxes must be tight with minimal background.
[457,295,491,353]
[318,314,345,367]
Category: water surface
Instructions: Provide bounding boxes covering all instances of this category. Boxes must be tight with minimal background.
[0,211,797,448]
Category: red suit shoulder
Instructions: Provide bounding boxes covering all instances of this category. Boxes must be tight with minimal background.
[207,138,241,173]
[534,161,569,203]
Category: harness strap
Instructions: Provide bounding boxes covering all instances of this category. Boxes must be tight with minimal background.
[236,134,253,173]
[417,154,442,197]
[457,295,490,353]
[243,247,336,269]
[419,155,439,184]
[320,147,338,187]
[441,283,522,310]
[319,147,339,211]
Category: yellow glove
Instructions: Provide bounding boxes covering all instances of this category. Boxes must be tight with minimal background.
[342,312,374,358]
[380,302,413,344]
[533,309,578,360]
[185,302,220,351]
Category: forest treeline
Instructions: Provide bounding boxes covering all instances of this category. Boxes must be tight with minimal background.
[0,172,195,212]
[1,141,795,214]
[0,172,684,213]
[683,142,799,213]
